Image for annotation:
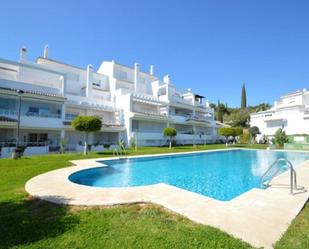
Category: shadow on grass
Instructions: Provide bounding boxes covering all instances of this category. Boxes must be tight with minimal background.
[0,198,78,249]
[95,151,115,156]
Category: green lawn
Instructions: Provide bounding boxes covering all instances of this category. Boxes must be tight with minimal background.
[0,144,307,249]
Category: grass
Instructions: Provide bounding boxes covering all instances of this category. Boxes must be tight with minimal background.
[0,144,307,248]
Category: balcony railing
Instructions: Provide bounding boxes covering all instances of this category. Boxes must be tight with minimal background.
[0,109,61,119]
[65,113,78,120]
[0,141,48,147]
[103,120,123,126]
[188,115,212,122]
[0,109,17,116]
[132,129,161,133]
[24,112,61,119]
[63,120,123,127]
[170,113,212,122]
[170,95,193,105]
[133,109,167,117]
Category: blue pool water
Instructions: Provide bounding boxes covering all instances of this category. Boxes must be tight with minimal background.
[69,150,309,201]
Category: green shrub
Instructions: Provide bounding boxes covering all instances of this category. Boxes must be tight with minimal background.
[218,127,234,137]
[274,128,289,147]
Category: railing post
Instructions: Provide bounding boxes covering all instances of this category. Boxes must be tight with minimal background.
[290,166,294,195]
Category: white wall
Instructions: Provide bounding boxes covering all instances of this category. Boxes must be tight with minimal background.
[251,90,309,136]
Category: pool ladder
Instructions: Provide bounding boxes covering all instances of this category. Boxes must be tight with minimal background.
[113,147,127,157]
[260,158,304,194]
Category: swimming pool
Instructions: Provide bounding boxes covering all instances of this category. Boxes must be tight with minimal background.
[69,149,309,201]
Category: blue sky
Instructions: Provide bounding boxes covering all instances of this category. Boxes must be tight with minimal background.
[1,0,308,107]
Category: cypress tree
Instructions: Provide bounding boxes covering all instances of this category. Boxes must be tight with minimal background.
[241,83,247,109]
[216,100,223,123]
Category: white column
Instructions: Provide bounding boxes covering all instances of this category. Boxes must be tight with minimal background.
[86,64,93,98]
[43,44,49,58]
[61,129,65,140]
[61,103,65,141]
[150,65,154,75]
[134,63,140,91]
[129,94,133,112]
[60,76,66,95]
[193,124,197,146]
[61,103,66,120]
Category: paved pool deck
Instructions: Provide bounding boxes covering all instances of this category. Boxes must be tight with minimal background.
[25,149,309,249]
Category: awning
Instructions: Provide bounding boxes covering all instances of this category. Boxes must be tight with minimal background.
[132,98,163,106]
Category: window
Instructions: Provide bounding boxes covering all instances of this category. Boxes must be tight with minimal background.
[28,133,48,143]
[92,82,101,87]
[65,113,78,120]
[39,133,48,142]
[28,107,39,113]
[39,107,50,116]
[289,98,295,104]
[28,133,38,143]
[132,120,139,131]
[0,97,16,109]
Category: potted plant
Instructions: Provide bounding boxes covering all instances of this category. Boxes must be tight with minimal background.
[12,146,26,159]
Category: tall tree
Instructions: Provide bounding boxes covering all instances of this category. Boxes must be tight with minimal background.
[241,83,247,109]
[216,100,223,123]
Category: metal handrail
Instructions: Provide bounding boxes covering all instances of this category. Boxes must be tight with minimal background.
[260,158,304,194]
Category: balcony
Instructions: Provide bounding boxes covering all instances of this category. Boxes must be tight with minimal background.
[0,108,61,119]
[170,114,189,123]
[66,94,117,112]
[187,114,213,123]
[0,108,63,128]
[132,92,163,104]
[169,113,212,124]
[170,94,193,106]
[102,120,124,127]
[65,113,78,121]
[132,98,168,119]
[133,109,168,119]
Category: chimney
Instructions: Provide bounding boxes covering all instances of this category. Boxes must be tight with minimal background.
[150,65,154,76]
[163,74,170,84]
[19,47,27,62]
[43,44,49,58]
[86,64,93,98]
[134,63,140,91]
[60,76,66,95]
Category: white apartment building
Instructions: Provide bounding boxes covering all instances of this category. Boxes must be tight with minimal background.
[0,46,218,157]
[250,89,309,139]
